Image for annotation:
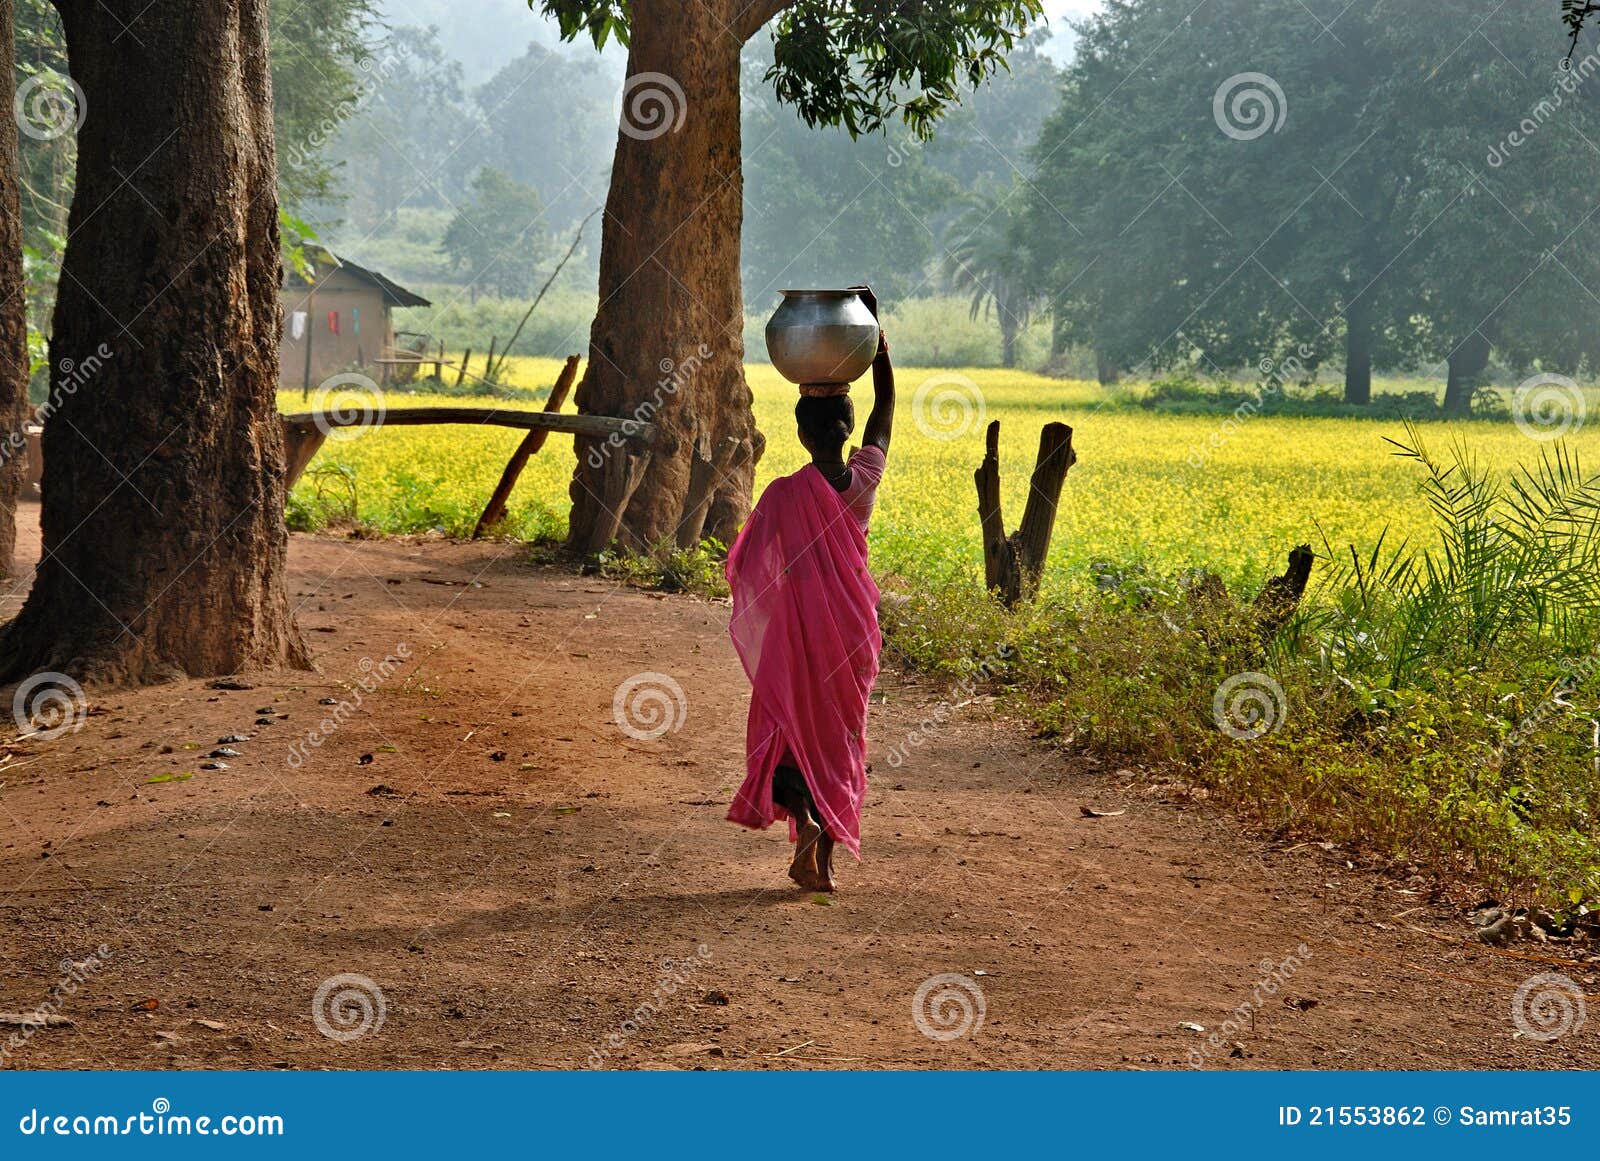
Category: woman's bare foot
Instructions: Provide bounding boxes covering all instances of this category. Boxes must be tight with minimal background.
[788,817,822,888]
[815,830,836,892]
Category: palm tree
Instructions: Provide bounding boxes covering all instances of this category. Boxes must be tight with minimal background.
[943,182,1041,369]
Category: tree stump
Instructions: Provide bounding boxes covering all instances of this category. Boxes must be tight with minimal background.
[974,420,1076,607]
[1253,544,1315,638]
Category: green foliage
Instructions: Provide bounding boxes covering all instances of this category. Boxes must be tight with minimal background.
[1312,426,1600,689]
[594,540,731,600]
[473,41,619,231]
[765,0,1045,138]
[537,0,1042,139]
[327,26,484,228]
[943,179,1042,368]
[394,287,595,362]
[1027,0,1600,391]
[440,168,550,297]
[269,0,381,214]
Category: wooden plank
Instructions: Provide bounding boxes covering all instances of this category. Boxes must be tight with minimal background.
[473,356,581,538]
[277,406,655,445]
[281,420,329,491]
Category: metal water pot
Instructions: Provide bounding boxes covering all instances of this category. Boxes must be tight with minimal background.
[764,289,879,392]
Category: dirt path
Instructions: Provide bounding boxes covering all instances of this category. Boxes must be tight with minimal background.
[0,516,1594,1070]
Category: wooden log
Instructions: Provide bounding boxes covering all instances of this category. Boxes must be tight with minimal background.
[281,419,329,491]
[277,406,656,445]
[972,420,1076,607]
[473,355,580,538]
[455,348,471,388]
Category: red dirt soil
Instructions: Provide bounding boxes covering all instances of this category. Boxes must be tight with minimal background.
[0,516,1595,1070]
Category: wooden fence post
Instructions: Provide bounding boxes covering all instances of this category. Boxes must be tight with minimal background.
[472,355,581,537]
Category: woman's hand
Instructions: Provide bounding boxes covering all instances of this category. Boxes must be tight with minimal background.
[849,284,888,361]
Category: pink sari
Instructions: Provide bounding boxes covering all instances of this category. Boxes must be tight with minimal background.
[725,464,881,858]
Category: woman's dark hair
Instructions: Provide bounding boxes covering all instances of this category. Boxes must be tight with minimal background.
[795,394,855,452]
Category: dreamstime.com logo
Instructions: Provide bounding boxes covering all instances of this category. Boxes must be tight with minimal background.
[912,973,986,1042]
[12,671,88,741]
[612,672,688,741]
[1512,373,1586,442]
[312,973,387,1043]
[1512,973,1586,1042]
[1213,72,1287,141]
[310,372,386,441]
[913,373,986,441]
[1212,672,1287,741]
[13,70,86,141]
[616,71,687,141]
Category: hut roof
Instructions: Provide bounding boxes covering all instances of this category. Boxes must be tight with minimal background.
[284,245,431,308]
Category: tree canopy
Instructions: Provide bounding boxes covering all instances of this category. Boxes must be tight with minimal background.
[1027,0,1600,405]
[534,0,1044,136]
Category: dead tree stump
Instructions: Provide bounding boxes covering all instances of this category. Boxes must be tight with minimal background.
[974,420,1076,607]
[1253,543,1315,638]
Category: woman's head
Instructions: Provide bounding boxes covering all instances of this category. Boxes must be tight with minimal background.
[795,394,855,457]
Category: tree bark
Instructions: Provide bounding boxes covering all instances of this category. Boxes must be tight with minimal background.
[1443,331,1491,417]
[1343,293,1373,405]
[566,0,763,553]
[0,0,31,575]
[0,0,307,685]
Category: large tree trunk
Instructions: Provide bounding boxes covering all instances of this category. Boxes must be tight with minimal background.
[566,0,763,553]
[999,308,1018,370]
[0,0,31,575]
[1343,293,1373,405]
[1094,346,1119,386]
[0,0,307,685]
[1443,331,1491,417]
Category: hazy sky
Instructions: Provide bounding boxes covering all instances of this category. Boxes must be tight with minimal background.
[379,0,1103,82]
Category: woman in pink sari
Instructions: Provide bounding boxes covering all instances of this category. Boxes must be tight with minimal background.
[726,290,894,892]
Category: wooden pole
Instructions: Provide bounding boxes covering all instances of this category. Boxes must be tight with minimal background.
[300,286,315,400]
[1012,421,1076,597]
[483,336,499,385]
[455,348,471,388]
[472,355,580,537]
[974,420,1007,592]
[488,205,600,384]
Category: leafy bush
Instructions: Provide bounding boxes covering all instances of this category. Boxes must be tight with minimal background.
[594,539,730,600]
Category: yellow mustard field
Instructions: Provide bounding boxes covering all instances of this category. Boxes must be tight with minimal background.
[280,356,1600,590]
